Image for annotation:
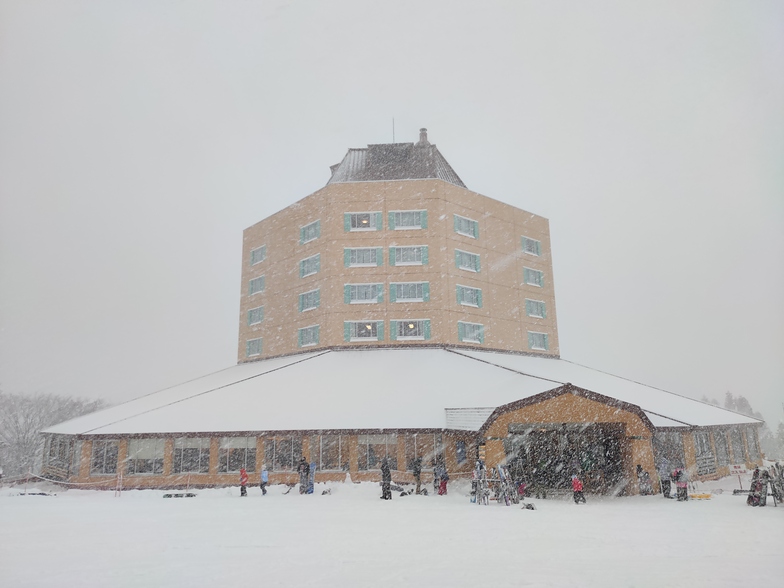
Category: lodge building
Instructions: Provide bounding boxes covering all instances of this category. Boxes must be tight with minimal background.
[42,130,763,494]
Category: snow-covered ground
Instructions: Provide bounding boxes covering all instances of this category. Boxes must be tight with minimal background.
[1,476,782,588]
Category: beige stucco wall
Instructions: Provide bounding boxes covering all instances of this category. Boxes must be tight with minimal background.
[238,179,559,360]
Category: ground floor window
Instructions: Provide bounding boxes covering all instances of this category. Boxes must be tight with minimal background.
[456,440,467,464]
[746,429,761,460]
[46,435,73,470]
[653,432,685,470]
[308,435,348,471]
[90,440,119,475]
[218,437,256,473]
[173,437,211,474]
[127,438,165,475]
[357,434,397,470]
[713,431,730,466]
[264,437,302,472]
[694,431,716,475]
[730,428,746,463]
[403,433,443,471]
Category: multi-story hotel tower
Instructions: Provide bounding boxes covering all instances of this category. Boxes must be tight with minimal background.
[238,129,559,361]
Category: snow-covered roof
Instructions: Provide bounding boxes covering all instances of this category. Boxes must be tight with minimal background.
[43,348,760,437]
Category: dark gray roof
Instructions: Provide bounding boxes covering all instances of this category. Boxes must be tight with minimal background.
[327,129,466,188]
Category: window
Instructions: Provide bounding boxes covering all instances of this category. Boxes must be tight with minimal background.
[456,440,467,465]
[456,285,482,307]
[730,429,746,463]
[173,438,211,474]
[523,267,544,287]
[454,214,479,238]
[298,325,319,347]
[458,321,484,344]
[390,246,428,266]
[344,212,382,231]
[246,337,262,357]
[345,247,383,267]
[308,435,348,471]
[694,431,716,475]
[528,331,549,350]
[300,254,320,278]
[390,282,429,302]
[126,439,164,475]
[455,249,480,272]
[653,432,685,469]
[389,210,427,230]
[250,245,267,265]
[248,276,265,295]
[264,436,302,471]
[300,220,320,244]
[390,319,430,341]
[298,289,320,312]
[714,432,730,467]
[344,321,384,342]
[247,306,264,325]
[345,283,383,304]
[218,437,256,473]
[525,299,546,318]
[357,434,397,470]
[90,440,118,475]
[404,433,443,471]
[746,429,761,460]
[522,236,541,256]
[45,435,73,470]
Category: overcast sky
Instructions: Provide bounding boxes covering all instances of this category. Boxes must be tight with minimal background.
[1,1,782,425]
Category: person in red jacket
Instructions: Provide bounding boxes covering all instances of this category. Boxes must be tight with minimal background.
[571,474,586,504]
[240,467,249,497]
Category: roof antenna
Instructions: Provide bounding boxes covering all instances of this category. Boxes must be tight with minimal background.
[392,117,395,143]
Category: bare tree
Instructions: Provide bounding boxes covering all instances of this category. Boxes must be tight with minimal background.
[0,391,106,477]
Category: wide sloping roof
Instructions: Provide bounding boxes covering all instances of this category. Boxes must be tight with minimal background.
[327,138,466,188]
[44,348,759,436]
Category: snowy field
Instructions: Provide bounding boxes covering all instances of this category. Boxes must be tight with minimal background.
[2,476,782,588]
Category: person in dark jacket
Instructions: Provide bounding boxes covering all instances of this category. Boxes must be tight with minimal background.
[412,456,423,495]
[297,457,310,494]
[636,464,653,495]
[380,457,392,500]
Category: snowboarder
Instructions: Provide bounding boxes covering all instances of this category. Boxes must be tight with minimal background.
[636,464,653,496]
[240,467,249,497]
[673,468,688,501]
[657,457,671,498]
[412,456,422,495]
[297,457,310,494]
[380,457,392,500]
[435,459,449,495]
[571,474,586,504]
[260,464,269,496]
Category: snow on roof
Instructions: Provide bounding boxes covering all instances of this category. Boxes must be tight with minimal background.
[43,348,759,437]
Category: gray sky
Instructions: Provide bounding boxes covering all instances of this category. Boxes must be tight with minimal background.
[1,1,783,425]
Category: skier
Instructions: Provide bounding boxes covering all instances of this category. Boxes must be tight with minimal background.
[297,457,310,494]
[240,467,249,497]
[673,468,689,501]
[412,456,422,495]
[260,464,269,496]
[657,457,671,498]
[380,456,392,500]
[571,474,586,504]
[636,464,653,496]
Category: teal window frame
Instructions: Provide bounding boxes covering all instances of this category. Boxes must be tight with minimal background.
[247,306,264,325]
[298,289,320,312]
[248,276,265,295]
[527,331,549,351]
[344,247,383,267]
[344,321,384,342]
[344,212,382,231]
[390,282,429,302]
[390,319,431,341]
[300,220,321,244]
[456,285,482,307]
[455,249,480,272]
[389,210,427,230]
[389,245,428,266]
[246,337,262,357]
[298,325,320,348]
[523,267,544,287]
[522,236,541,256]
[458,321,484,344]
[454,214,479,239]
[250,245,267,265]
[525,299,546,318]
[344,283,384,304]
[299,254,320,278]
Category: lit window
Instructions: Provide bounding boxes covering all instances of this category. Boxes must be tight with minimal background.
[250,245,267,265]
[300,220,320,244]
[523,267,544,287]
[126,439,165,475]
[455,249,480,272]
[522,236,541,256]
[528,331,548,351]
[246,337,262,357]
[390,246,428,266]
[454,214,479,238]
[298,325,319,347]
[345,247,382,267]
[525,299,546,318]
[345,284,383,304]
[391,319,430,340]
[391,282,429,302]
[390,210,427,230]
[173,438,211,474]
[345,321,383,341]
[300,254,320,277]
[249,276,265,295]
[456,285,482,307]
[299,289,320,312]
[218,437,256,473]
[345,212,381,231]
[458,321,484,344]
[247,306,264,325]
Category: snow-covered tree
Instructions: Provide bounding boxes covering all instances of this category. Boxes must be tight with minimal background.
[0,391,105,477]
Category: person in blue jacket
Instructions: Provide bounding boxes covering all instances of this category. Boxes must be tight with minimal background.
[260,464,269,496]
